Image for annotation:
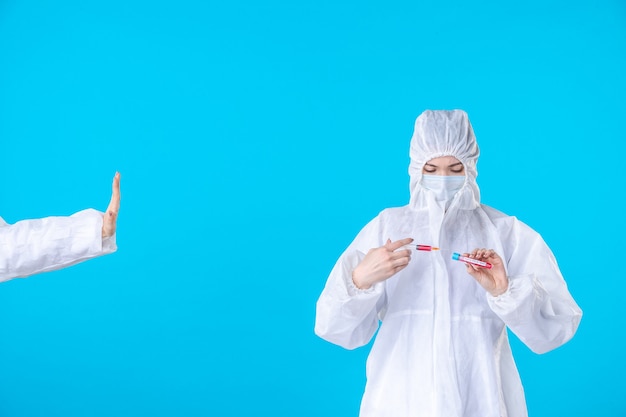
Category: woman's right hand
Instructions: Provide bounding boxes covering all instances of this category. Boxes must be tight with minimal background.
[352,238,414,290]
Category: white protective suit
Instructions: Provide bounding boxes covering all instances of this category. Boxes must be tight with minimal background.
[315,110,582,417]
[0,209,116,282]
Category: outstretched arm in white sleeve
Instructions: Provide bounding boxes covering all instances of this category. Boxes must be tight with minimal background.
[0,172,121,282]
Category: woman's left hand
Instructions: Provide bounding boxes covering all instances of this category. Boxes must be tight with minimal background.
[463,248,508,297]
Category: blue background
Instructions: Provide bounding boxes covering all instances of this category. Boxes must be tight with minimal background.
[1,0,624,415]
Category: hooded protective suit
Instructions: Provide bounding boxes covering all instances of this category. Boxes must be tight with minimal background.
[0,209,116,282]
[314,110,582,417]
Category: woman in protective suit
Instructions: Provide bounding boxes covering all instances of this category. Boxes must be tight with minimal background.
[0,172,121,282]
[315,111,582,417]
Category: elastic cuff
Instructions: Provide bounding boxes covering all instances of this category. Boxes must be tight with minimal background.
[487,274,534,312]
[487,280,513,301]
[102,234,118,254]
[347,277,378,296]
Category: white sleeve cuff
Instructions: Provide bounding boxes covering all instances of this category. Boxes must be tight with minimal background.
[487,274,535,314]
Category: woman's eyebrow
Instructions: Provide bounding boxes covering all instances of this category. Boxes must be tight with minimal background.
[424,163,438,167]
[448,162,463,167]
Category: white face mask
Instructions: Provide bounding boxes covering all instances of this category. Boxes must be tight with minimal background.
[421,175,466,204]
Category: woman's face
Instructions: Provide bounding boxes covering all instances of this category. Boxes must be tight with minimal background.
[422,156,465,176]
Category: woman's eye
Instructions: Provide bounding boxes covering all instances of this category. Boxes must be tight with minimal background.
[424,169,436,173]
[451,168,464,173]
